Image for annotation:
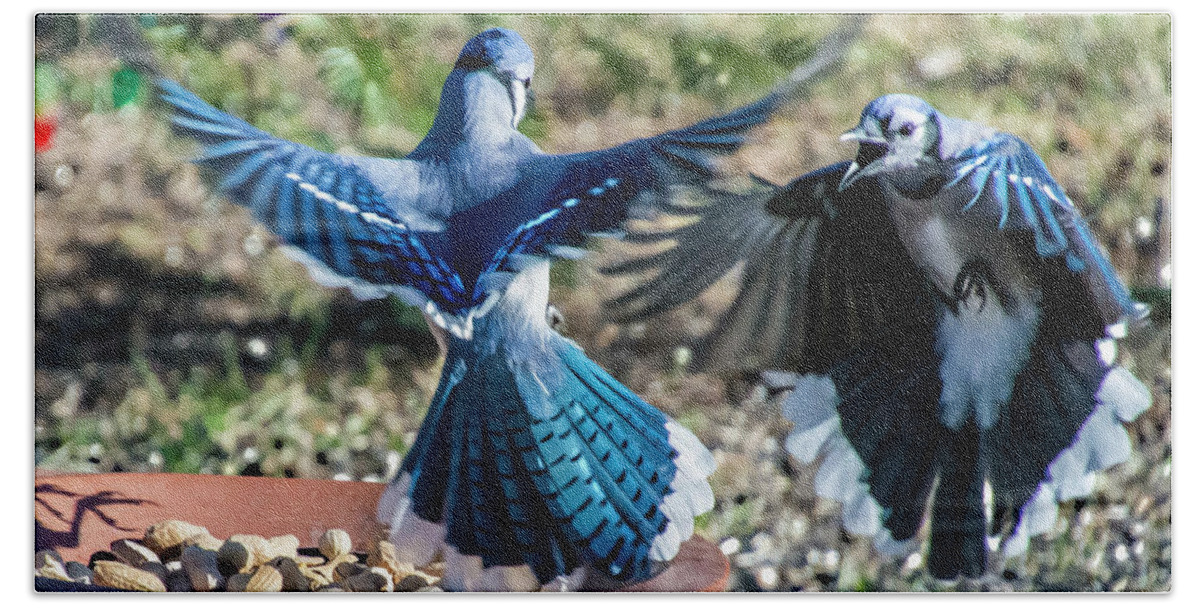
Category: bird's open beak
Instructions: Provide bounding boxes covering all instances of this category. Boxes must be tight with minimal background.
[509,78,528,129]
[838,161,866,192]
[838,127,889,191]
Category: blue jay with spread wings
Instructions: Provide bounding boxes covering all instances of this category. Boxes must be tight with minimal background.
[147,23,858,590]
[606,94,1152,579]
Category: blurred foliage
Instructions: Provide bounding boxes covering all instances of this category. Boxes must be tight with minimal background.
[34,13,1170,591]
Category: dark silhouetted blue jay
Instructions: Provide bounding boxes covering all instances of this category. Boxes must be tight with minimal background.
[606,93,1152,579]
[148,23,859,590]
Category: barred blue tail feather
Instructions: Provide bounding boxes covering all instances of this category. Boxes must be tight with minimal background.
[377,326,715,591]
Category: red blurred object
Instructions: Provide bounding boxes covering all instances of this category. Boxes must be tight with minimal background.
[35,471,729,592]
[35,114,57,152]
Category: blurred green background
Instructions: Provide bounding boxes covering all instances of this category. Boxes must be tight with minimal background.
[33,13,1170,591]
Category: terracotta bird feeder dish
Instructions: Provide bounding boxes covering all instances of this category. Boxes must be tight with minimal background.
[35,471,730,592]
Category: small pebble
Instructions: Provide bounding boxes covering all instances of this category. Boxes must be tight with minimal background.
[1113,544,1129,563]
[756,566,779,590]
[35,550,64,571]
[225,572,253,592]
[343,569,393,592]
[138,561,169,582]
[64,561,94,585]
[182,532,224,553]
[395,574,426,592]
[165,568,193,592]
[822,549,839,569]
[110,539,160,568]
[217,538,256,575]
[334,560,369,583]
[902,553,923,573]
[144,520,210,556]
[266,557,309,592]
[88,551,119,569]
[181,546,224,592]
[719,538,740,555]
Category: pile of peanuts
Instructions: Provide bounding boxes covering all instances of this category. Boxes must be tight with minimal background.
[35,520,444,592]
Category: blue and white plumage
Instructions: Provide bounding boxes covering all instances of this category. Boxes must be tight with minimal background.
[376,258,715,589]
[607,94,1152,579]
[150,26,821,589]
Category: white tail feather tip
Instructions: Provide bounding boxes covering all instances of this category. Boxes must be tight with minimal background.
[1097,366,1152,422]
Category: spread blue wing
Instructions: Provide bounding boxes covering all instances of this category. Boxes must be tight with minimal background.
[947,133,1146,325]
[157,78,471,312]
[527,15,863,232]
[536,91,786,223]
[486,179,632,267]
[455,91,786,305]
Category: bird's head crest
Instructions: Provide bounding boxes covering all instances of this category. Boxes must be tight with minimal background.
[455,28,535,81]
[838,94,941,191]
[454,28,536,128]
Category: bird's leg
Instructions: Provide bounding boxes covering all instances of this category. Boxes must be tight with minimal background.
[545,304,566,332]
[952,260,997,316]
[423,313,449,357]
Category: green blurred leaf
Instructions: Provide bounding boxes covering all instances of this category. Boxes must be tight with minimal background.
[320,47,366,109]
[143,23,189,54]
[34,62,61,115]
[549,258,577,289]
[1131,286,1171,323]
[765,35,817,71]
[669,32,783,105]
[111,66,143,109]
[361,79,392,129]
[388,434,409,455]
[390,297,431,334]
[353,37,392,87]
[581,34,650,99]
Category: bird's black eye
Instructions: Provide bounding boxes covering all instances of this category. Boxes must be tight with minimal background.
[898,122,915,137]
[523,78,531,89]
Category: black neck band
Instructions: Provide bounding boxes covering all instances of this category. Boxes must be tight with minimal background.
[454,54,489,71]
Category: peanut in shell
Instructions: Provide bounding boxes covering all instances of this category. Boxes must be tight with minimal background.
[246,564,284,592]
[92,560,167,592]
[318,529,353,560]
[143,520,210,555]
